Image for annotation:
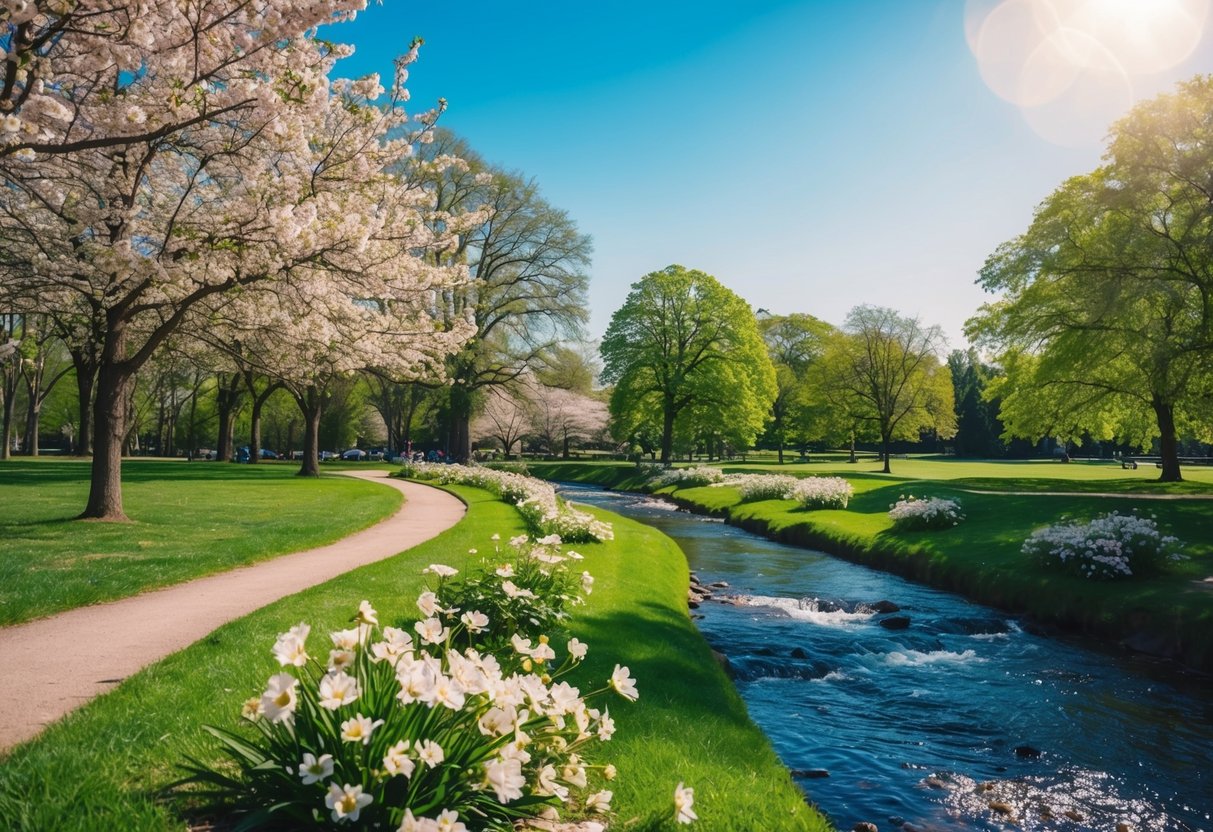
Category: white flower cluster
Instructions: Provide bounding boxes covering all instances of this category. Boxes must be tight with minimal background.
[1022,511,1185,580]
[789,476,854,510]
[401,462,613,543]
[205,590,636,829]
[715,473,801,502]
[646,466,725,490]
[888,495,965,531]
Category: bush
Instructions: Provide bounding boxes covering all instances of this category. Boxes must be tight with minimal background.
[647,466,724,490]
[1022,511,1185,579]
[718,474,799,502]
[788,476,853,510]
[181,578,633,830]
[888,495,965,531]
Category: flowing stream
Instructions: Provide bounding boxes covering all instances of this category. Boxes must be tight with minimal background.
[560,484,1213,832]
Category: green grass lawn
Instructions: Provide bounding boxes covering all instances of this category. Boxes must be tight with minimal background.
[0,459,401,626]
[527,460,1213,672]
[0,484,826,831]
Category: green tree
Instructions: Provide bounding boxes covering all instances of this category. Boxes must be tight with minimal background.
[947,349,1005,458]
[757,312,833,463]
[600,265,776,465]
[967,77,1213,481]
[816,305,955,473]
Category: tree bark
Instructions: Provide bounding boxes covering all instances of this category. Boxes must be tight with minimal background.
[71,348,97,456]
[215,373,242,462]
[81,359,132,520]
[448,383,473,462]
[881,432,892,474]
[1152,395,1182,482]
[296,386,323,477]
[0,382,14,459]
[660,396,675,465]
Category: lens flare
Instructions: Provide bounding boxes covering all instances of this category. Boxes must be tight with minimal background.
[965,0,1211,146]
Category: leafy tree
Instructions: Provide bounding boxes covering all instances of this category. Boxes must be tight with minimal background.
[968,77,1213,481]
[757,312,833,462]
[600,265,776,465]
[415,130,591,461]
[947,349,1006,458]
[816,306,955,473]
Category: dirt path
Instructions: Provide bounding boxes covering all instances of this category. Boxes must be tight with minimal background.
[0,471,465,752]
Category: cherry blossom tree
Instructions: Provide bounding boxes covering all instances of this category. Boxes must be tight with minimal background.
[529,386,609,458]
[471,385,534,459]
[0,13,458,518]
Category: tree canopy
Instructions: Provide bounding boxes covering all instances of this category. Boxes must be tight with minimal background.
[815,305,955,473]
[967,76,1213,481]
[600,265,776,464]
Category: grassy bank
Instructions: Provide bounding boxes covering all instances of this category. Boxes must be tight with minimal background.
[0,459,401,626]
[0,483,826,831]
[528,461,1213,673]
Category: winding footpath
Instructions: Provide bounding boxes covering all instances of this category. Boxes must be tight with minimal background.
[0,470,466,752]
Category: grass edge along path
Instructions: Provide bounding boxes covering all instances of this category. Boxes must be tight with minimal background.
[0,484,828,832]
[0,459,404,626]
[526,461,1213,674]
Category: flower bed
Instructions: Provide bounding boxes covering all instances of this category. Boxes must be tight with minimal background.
[788,476,853,510]
[399,463,612,543]
[1022,511,1185,579]
[184,543,632,830]
[888,495,965,531]
[716,474,800,502]
[646,466,725,490]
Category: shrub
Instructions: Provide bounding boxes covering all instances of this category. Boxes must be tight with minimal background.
[788,476,853,510]
[181,584,633,830]
[888,495,965,531]
[1022,511,1185,579]
[717,474,800,502]
[647,466,725,490]
[437,535,591,653]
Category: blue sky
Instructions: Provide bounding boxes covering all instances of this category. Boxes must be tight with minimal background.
[326,0,1213,348]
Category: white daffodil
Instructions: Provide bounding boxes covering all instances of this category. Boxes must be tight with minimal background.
[610,664,639,701]
[272,623,310,667]
[299,752,334,785]
[494,563,515,578]
[598,708,616,741]
[484,756,526,803]
[567,638,588,660]
[416,591,440,617]
[587,789,613,813]
[422,563,458,578]
[603,763,618,780]
[416,738,445,768]
[325,782,372,823]
[355,600,378,626]
[538,764,569,801]
[383,740,416,778]
[318,671,361,710]
[537,533,562,546]
[460,610,489,632]
[434,809,467,832]
[674,782,698,824]
[340,713,384,745]
[260,673,298,724]
[415,617,449,645]
[328,648,355,672]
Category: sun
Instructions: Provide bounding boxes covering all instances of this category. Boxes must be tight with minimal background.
[965,0,1211,145]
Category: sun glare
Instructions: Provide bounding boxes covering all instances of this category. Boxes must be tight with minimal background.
[965,0,1210,145]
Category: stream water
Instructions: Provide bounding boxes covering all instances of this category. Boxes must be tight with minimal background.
[559,484,1213,832]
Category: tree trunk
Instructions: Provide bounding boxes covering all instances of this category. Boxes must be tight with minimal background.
[1152,395,1182,482]
[0,372,15,459]
[660,397,675,466]
[248,394,264,464]
[848,434,857,463]
[215,373,242,462]
[881,432,892,474]
[297,386,323,477]
[23,393,40,456]
[81,361,132,520]
[777,436,784,465]
[72,350,97,456]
